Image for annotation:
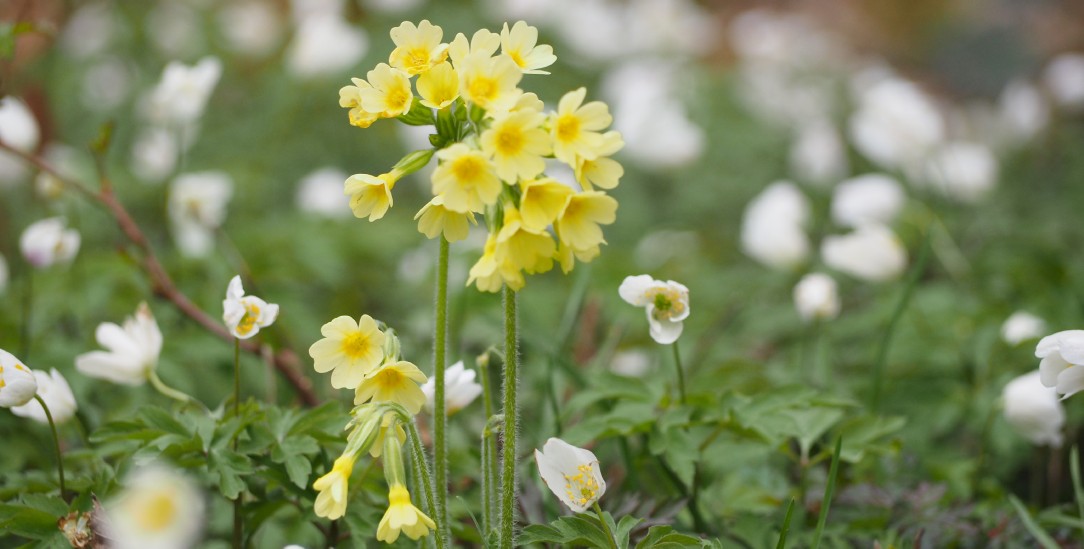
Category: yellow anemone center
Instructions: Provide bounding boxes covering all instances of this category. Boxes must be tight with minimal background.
[562,464,600,507]
[237,303,261,336]
[450,155,485,182]
[646,288,685,320]
[555,114,580,142]
[341,331,372,360]
[133,490,178,532]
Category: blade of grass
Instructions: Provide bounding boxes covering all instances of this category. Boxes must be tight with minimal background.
[1008,494,1059,549]
[1072,445,1084,534]
[775,498,796,549]
[810,436,842,549]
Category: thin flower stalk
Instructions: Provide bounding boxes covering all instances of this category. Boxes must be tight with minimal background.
[433,236,450,536]
[500,286,518,548]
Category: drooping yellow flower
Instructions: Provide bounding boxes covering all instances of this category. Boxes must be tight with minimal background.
[376,484,436,543]
[448,29,501,70]
[388,20,448,75]
[415,195,476,242]
[368,411,408,458]
[309,315,386,389]
[467,233,524,292]
[354,360,428,415]
[458,52,522,111]
[359,63,413,118]
[555,239,601,274]
[519,178,574,232]
[500,21,557,75]
[575,131,624,190]
[313,454,356,520]
[432,144,502,213]
[416,61,459,109]
[338,78,380,128]
[497,206,556,275]
[555,190,617,258]
[550,87,612,165]
[344,170,402,221]
[480,110,551,182]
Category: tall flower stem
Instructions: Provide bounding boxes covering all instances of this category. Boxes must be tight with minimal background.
[34,395,65,498]
[499,286,519,549]
[148,369,197,407]
[407,421,447,549]
[671,343,687,406]
[20,270,32,360]
[593,502,619,549]
[477,351,499,536]
[433,237,450,535]
[232,338,243,549]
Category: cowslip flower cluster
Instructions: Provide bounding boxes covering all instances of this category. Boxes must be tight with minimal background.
[338,20,621,292]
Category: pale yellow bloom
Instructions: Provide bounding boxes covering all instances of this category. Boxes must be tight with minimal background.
[359,63,413,118]
[480,110,551,182]
[497,206,556,275]
[556,191,617,252]
[313,454,356,520]
[309,315,386,389]
[376,484,436,543]
[354,360,428,415]
[388,20,448,75]
[416,61,459,109]
[344,170,402,221]
[501,21,556,75]
[467,233,524,292]
[415,195,476,242]
[550,87,612,165]
[369,412,407,459]
[432,144,502,213]
[338,78,380,128]
[458,52,522,111]
[448,29,501,70]
[556,240,601,274]
[575,131,624,190]
[518,178,574,232]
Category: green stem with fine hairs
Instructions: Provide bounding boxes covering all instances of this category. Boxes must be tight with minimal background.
[433,237,450,537]
[671,343,687,406]
[406,421,447,549]
[593,503,619,549]
[232,338,242,549]
[34,395,65,497]
[499,286,519,549]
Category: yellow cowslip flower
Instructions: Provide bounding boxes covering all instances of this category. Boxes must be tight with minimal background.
[458,52,522,112]
[388,20,448,76]
[367,411,407,458]
[344,170,402,221]
[416,61,459,109]
[480,110,551,182]
[550,87,612,165]
[309,314,386,389]
[500,21,556,75]
[354,360,428,415]
[555,190,617,253]
[518,178,574,232]
[313,454,356,520]
[338,78,380,128]
[432,144,502,213]
[575,131,624,190]
[555,239,601,274]
[377,484,436,543]
[448,29,501,70]
[359,63,413,118]
[415,195,476,242]
[496,206,556,275]
[467,233,524,292]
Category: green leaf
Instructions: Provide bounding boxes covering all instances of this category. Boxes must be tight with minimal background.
[139,407,192,437]
[518,515,615,548]
[1008,494,1060,549]
[210,448,253,499]
[836,415,905,463]
[634,525,703,548]
[811,436,842,549]
[615,515,644,548]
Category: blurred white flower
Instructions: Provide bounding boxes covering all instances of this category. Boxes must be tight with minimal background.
[0,97,40,186]
[147,57,222,125]
[82,57,132,112]
[793,273,840,322]
[0,350,38,408]
[1002,370,1064,447]
[297,168,351,218]
[106,465,205,549]
[60,3,116,59]
[998,79,1048,145]
[741,181,810,270]
[363,0,425,14]
[534,437,606,513]
[634,230,700,270]
[551,0,629,64]
[11,369,77,424]
[286,13,369,79]
[822,225,907,282]
[291,0,344,21]
[218,1,283,57]
[849,77,944,170]
[76,303,163,386]
[1037,330,1084,399]
[619,274,690,345]
[146,2,205,58]
[168,171,233,258]
[131,128,179,183]
[34,144,81,200]
[223,275,279,339]
[625,0,715,58]
[0,254,7,294]
[789,119,848,185]
[1044,52,1084,110]
[1002,311,1046,346]
[20,217,81,269]
[922,141,998,203]
[421,361,482,414]
[610,349,651,377]
[831,173,905,228]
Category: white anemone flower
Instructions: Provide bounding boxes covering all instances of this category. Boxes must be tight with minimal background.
[789,119,848,185]
[286,13,368,79]
[168,171,234,258]
[740,181,811,270]
[619,275,690,345]
[421,361,482,414]
[793,273,840,322]
[296,167,352,218]
[831,174,905,229]
[1037,330,1084,399]
[822,225,907,283]
[534,437,606,513]
[0,97,39,186]
[20,217,81,269]
[1001,312,1046,346]
[11,369,77,424]
[998,79,1048,144]
[1002,371,1064,447]
[922,141,998,203]
[223,275,279,340]
[0,350,38,408]
[76,303,163,386]
[848,77,944,171]
[1044,52,1084,110]
[106,466,205,549]
[147,57,222,124]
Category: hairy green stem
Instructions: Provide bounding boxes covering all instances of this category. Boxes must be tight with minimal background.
[407,421,447,549]
[148,369,195,405]
[478,352,498,536]
[499,287,519,549]
[20,270,32,360]
[34,395,65,497]
[593,502,619,549]
[232,338,242,549]
[671,343,687,406]
[433,237,450,535]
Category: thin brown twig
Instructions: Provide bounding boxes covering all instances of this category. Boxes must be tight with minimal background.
[0,140,319,406]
